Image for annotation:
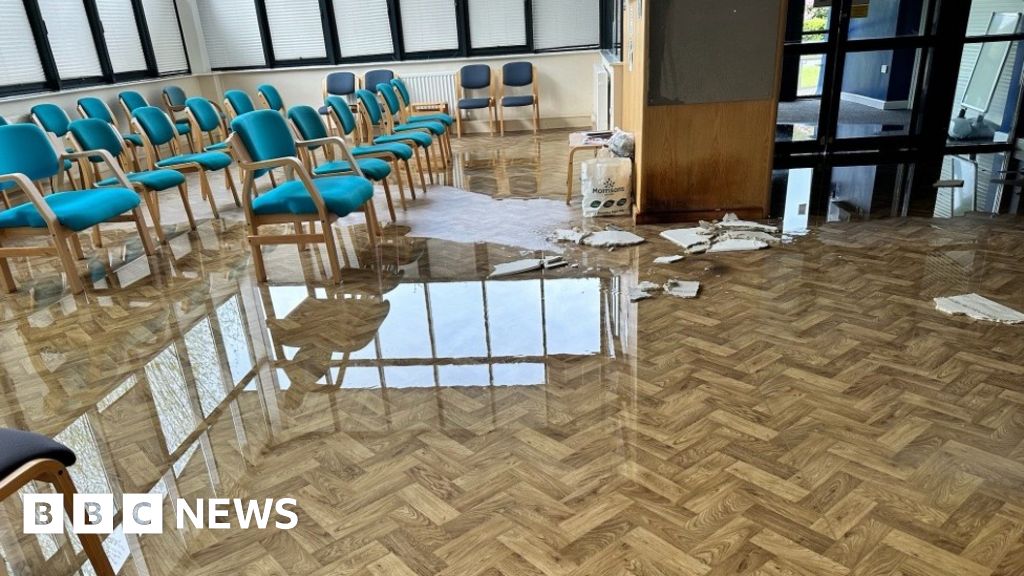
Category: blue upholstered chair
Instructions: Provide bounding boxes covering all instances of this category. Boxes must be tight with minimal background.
[184,97,231,153]
[77,97,143,172]
[289,103,397,221]
[364,69,394,93]
[391,78,455,127]
[0,124,155,294]
[69,118,191,244]
[257,84,285,114]
[499,62,540,135]
[321,71,359,112]
[356,89,434,194]
[119,90,194,152]
[132,106,239,219]
[455,64,496,137]
[377,83,449,169]
[0,115,6,126]
[0,428,114,575]
[30,104,85,188]
[227,110,378,283]
[162,85,188,114]
[224,90,257,122]
[317,97,418,203]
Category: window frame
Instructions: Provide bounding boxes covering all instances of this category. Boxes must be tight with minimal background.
[0,0,190,98]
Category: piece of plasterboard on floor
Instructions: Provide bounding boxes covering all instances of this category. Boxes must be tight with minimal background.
[654,255,685,265]
[583,230,646,248]
[707,238,770,253]
[719,213,780,233]
[934,294,1024,325]
[552,228,591,244]
[664,280,700,299]
[489,258,544,278]
[721,230,781,244]
[660,228,712,254]
[629,281,661,302]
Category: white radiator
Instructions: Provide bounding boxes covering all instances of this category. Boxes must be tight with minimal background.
[401,72,458,112]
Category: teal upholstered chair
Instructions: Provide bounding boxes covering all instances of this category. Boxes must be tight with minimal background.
[30,104,85,189]
[0,123,154,294]
[224,90,256,122]
[499,62,540,135]
[162,86,188,114]
[77,97,143,172]
[119,90,194,152]
[69,118,192,244]
[289,104,397,221]
[184,97,231,153]
[455,64,496,137]
[356,89,434,192]
[227,110,378,283]
[257,84,285,114]
[319,97,419,203]
[132,106,239,219]
[391,78,454,127]
[377,82,450,168]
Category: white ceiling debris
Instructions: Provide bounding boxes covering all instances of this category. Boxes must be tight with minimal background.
[717,213,780,233]
[662,213,782,255]
[552,228,591,244]
[660,228,712,254]
[654,255,685,264]
[583,230,646,248]
[629,281,661,302]
[934,294,1024,325]
[708,238,770,253]
[664,280,700,299]
[489,255,568,278]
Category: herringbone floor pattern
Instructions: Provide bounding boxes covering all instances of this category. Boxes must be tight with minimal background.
[0,131,1022,576]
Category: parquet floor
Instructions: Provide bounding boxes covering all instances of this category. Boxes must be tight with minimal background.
[0,130,1022,576]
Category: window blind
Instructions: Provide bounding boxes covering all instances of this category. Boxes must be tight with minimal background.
[533,0,600,50]
[37,0,104,80]
[399,0,459,53]
[334,0,394,58]
[96,0,148,73]
[0,1,46,86]
[468,0,526,49]
[265,0,326,61]
[141,0,189,72]
[197,0,265,69]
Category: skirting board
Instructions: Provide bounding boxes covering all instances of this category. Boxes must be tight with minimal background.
[840,92,909,110]
[456,115,592,134]
[634,206,767,225]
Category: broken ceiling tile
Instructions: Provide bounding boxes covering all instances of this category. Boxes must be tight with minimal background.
[663,280,700,299]
[583,230,646,248]
[489,258,544,278]
[934,294,1024,325]
[707,238,769,253]
[721,230,781,244]
[660,228,713,254]
[654,255,685,264]
[628,281,661,302]
[542,255,569,270]
[718,213,780,233]
[552,228,591,244]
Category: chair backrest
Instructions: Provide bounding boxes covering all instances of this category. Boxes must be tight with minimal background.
[288,105,330,141]
[133,106,178,147]
[324,96,357,136]
[0,124,60,182]
[325,72,357,97]
[119,91,149,113]
[30,104,72,137]
[364,69,394,91]
[460,65,491,89]
[502,62,533,87]
[224,90,256,116]
[257,84,284,112]
[163,86,187,110]
[376,83,402,116]
[355,89,384,127]
[185,97,223,134]
[391,78,412,107]
[68,118,124,157]
[230,110,298,163]
[0,116,7,126]
[77,97,115,124]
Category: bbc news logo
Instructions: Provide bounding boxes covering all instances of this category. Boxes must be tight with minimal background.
[24,494,298,534]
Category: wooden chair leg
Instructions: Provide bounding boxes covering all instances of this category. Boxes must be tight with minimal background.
[92,225,103,249]
[225,168,241,207]
[200,171,220,219]
[499,105,505,136]
[178,184,197,230]
[413,149,428,195]
[456,108,463,138]
[269,171,278,188]
[52,231,84,295]
[321,220,343,285]
[403,160,417,200]
[364,200,381,243]
[132,206,156,256]
[489,105,495,136]
[145,190,168,245]
[381,178,396,222]
[69,233,86,260]
[425,146,436,186]
[0,254,16,293]
[533,103,540,134]
[47,468,114,576]
[392,161,408,209]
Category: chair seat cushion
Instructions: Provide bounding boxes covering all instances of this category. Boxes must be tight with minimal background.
[157,151,232,171]
[0,188,139,232]
[0,429,76,479]
[122,133,143,147]
[252,176,374,217]
[459,97,492,110]
[313,158,392,180]
[204,141,229,152]
[375,132,432,148]
[97,169,185,191]
[502,95,535,107]
[175,121,191,135]
[353,143,413,161]
[408,113,454,126]
[395,121,445,135]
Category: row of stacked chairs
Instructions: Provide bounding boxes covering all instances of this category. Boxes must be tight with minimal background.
[0,73,455,294]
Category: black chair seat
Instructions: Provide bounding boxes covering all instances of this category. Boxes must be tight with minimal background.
[0,428,76,479]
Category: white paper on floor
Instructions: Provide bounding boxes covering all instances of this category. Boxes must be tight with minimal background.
[934,294,1024,325]
[663,280,700,299]
[582,230,646,248]
[654,255,685,264]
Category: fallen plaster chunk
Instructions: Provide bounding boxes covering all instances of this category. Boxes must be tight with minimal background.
[543,255,568,270]
[629,281,661,302]
[663,280,700,299]
[661,228,713,254]
[718,213,779,233]
[583,230,646,248]
[489,258,543,278]
[654,255,685,265]
[552,228,591,244]
[707,238,769,253]
[934,294,1024,325]
[721,230,781,244]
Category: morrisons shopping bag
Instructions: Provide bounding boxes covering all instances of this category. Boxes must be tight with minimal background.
[581,154,633,217]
